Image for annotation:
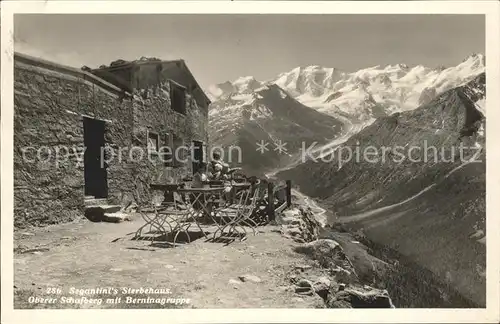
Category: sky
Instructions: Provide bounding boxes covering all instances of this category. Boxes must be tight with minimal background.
[14,14,485,88]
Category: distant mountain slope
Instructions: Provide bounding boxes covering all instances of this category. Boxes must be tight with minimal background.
[278,73,486,306]
[278,73,485,207]
[207,54,484,176]
[209,84,344,174]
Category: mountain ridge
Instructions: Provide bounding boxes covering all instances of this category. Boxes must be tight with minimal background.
[207,54,485,124]
[207,54,484,176]
[208,83,344,174]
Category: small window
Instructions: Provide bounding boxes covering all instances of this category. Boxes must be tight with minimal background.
[147,131,159,154]
[162,132,173,167]
[171,82,186,115]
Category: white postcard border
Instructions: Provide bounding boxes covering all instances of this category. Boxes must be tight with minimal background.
[1,1,499,323]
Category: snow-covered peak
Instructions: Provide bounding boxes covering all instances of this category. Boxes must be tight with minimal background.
[206,76,263,100]
[456,53,485,73]
[206,81,236,101]
[462,53,485,64]
[208,53,485,123]
[397,63,410,70]
[233,75,257,84]
[433,65,447,72]
[269,65,345,98]
[232,76,263,94]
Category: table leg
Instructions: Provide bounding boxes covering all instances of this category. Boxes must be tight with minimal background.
[189,192,213,239]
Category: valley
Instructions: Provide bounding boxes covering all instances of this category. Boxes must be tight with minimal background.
[277,73,486,307]
[207,55,486,307]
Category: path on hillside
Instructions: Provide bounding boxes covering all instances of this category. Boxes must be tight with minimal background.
[338,154,482,224]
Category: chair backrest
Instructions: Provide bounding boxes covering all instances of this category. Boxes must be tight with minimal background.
[208,180,224,188]
[237,181,261,207]
[132,174,164,216]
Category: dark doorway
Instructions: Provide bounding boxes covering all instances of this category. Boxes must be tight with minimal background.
[192,140,205,174]
[83,117,108,198]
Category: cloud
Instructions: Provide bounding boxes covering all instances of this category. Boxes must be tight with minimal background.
[14,39,183,70]
[14,40,86,68]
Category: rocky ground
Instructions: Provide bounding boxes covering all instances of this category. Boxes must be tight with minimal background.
[13,194,394,309]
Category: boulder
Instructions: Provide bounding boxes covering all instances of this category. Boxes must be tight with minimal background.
[295,286,314,295]
[291,218,306,227]
[313,277,331,300]
[331,266,355,284]
[84,205,122,222]
[277,209,301,225]
[285,227,302,237]
[295,238,340,253]
[294,264,312,271]
[103,212,132,223]
[327,286,395,308]
[294,278,314,295]
[296,279,313,288]
[123,202,138,213]
[318,232,391,284]
[293,239,352,270]
[238,274,262,283]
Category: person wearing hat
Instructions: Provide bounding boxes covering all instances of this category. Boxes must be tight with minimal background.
[210,152,229,180]
[209,152,235,203]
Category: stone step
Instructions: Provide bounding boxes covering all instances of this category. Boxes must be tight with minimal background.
[103,212,132,223]
[84,205,122,222]
[84,198,110,207]
[85,204,121,213]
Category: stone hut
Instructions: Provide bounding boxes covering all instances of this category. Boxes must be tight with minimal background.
[14,53,211,228]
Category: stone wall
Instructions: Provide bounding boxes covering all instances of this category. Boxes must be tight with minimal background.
[129,63,209,187]
[14,54,134,228]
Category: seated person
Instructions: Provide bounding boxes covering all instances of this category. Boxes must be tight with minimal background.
[210,152,243,180]
[209,152,234,202]
[192,162,209,188]
[210,152,229,180]
[189,162,210,212]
